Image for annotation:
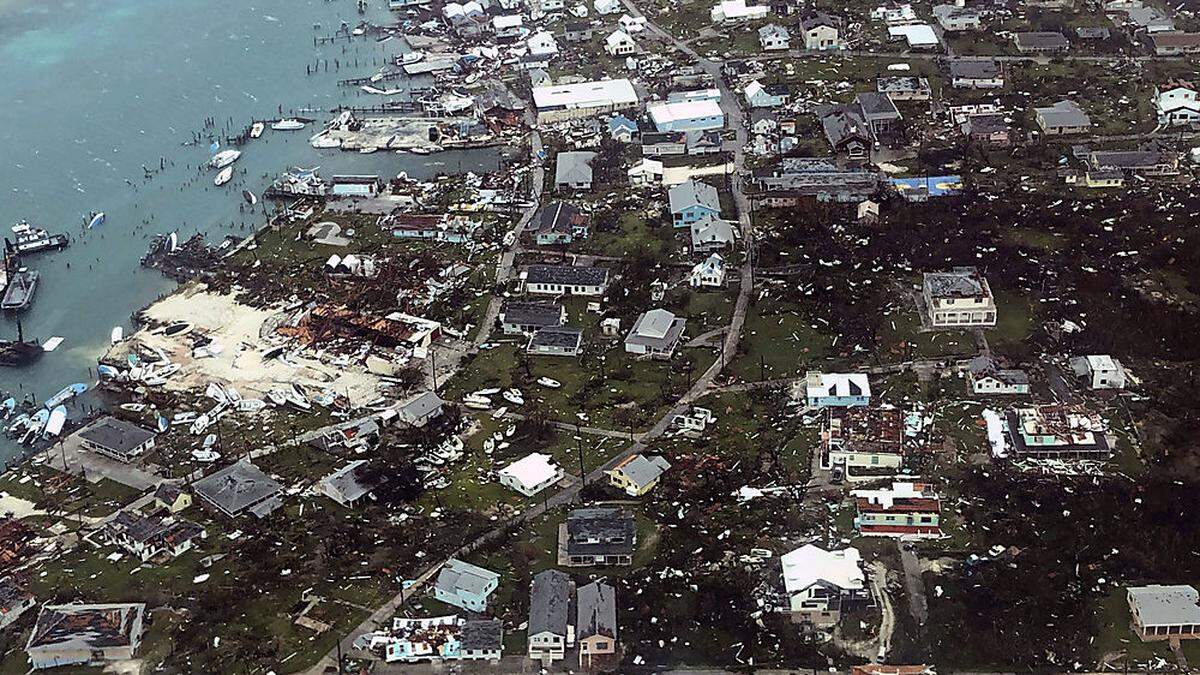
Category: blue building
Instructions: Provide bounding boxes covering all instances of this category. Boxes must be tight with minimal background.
[648,100,725,133]
[668,180,721,228]
[804,372,871,408]
[434,558,500,612]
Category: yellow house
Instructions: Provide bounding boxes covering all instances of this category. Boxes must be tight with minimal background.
[153,483,192,514]
[605,454,670,496]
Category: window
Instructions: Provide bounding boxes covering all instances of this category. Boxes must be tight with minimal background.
[595,641,609,650]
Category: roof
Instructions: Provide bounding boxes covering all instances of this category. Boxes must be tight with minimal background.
[193,460,283,516]
[26,603,146,653]
[320,460,377,503]
[104,510,204,548]
[0,576,32,612]
[668,179,720,214]
[577,581,617,641]
[888,23,939,47]
[852,482,941,512]
[1152,32,1200,50]
[649,100,724,126]
[1127,585,1200,626]
[436,558,499,598]
[807,372,871,399]
[610,454,670,487]
[531,79,638,110]
[821,109,870,148]
[499,453,560,490]
[605,29,633,47]
[923,267,989,298]
[76,417,155,456]
[461,619,504,650]
[529,569,572,636]
[826,406,904,455]
[1090,150,1174,170]
[801,12,840,30]
[502,300,563,327]
[856,92,902,120]
[632,308,676,339]
[1015,31,1070,49]
[759,23,788,38]
[525,264,608,287]
[398,391,444,422]
[1035,100,1092,129]
[780,545,864,594]
[529,327,583,350]
[950,57,1002,79]
[555,151,596,186]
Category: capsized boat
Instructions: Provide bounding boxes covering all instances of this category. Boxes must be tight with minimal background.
[272,118,306,131]
[210,149,242,169]
[44,383,86,408]
[502,389,524,406]
[97,364,120,380]
[1,269,38,312]
[214,166,233,186]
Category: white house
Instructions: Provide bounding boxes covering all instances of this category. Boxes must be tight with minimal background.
[967,356,1030,395]
[690,216,737,252]
[604,29,636,56]
[689,253,726,288]
[625,309,687,359]
[804,372,871,408]
[744,80,788,108]
[594,0,620,14]
[1069,355,1128,390]
[619,14,647,32]
[527,31,560,58]
[921,267,997,328]
[499,453,565,496]
[534,0,564,13]
[779,545,867,627]
[711,0,768,23]
[1154,81,1200,126]
[758,23,790,50]
[627,158,663,186]
[801,13,841,50]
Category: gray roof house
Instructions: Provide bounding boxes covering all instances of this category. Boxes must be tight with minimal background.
[528,327,584,357]
[396,391,444,428]
[562,507,637,566]
[193,460,283,518]
[1035,100,1092,135]
[318,460,379,507]
[26,603,146,671]
[461,619,504,659]
[668,179,721,227]
[949,58,1004,88]
[625,308,687,359]
[528,569,575,663]
[434,558,500,613]
[606,453,671,495]
[501,300,566,335]
[855,92,902,135]
[524,264,609,296]
[576,581,618,664]
[1014,31,1070,53]
[76,417,156,463]
[758,23,790,50]
[555,151,596,190]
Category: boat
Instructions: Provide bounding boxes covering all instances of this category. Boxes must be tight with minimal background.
[474,387,502,397]
[402,51,424,64]
[237,398,266,413]
[162,322,192,337]
[272,118,307,131]
[190,413,211,435]
[157,415,169,432]
[157,363,181,378]
[409,146,431,155]
[87,212,106,230]
[491,406,508,420]
[462,394,491,410]
[261,345,287,361]
[5,414,29,437]
[44,383,86,408]
[250,122,265,138]
[1,269,38,311]
[286,384,312,411]
[97,364,120,380]
[8,221,69,255]
[119,403,147,413]
[214,166,233,186]
[502,389,524,406]
[358,147,378,154]
[20,409,49,444]
[210,149,242,169]
[0,321,42,367]
[1,398,14,418]
[172,411,197,424]
[203,433,217,448]
[242,190,258,206]
[110,326,123,344]
[42,405,67,438]
[143,376,168,387]
[191,449,221,462]
[537,377,562,389]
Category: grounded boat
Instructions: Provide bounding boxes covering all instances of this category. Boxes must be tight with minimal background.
[214,166,233,186]
[1,269,38,312]
[250,122,265,138]
[162,322,192,337]
[272,118,306,131]
[42,405,67,438]
[210,149,242,169]
[537,377,562,388]
[8,221,69,255]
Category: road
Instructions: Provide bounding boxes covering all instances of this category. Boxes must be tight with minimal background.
[305,8,760,670]
[897,540,929,628]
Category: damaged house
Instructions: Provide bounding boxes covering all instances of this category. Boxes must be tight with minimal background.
[921,267,997,328]
[820,406,905,473]
[851,482,943,538]
[26,603,146,670]
[778,544,868,628]
[102,511,205,562]
[1005,404,1111,459]
[559,507,637,567]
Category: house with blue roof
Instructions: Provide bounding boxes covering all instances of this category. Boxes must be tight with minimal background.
[608,114,639,142]
[668,179,721,228]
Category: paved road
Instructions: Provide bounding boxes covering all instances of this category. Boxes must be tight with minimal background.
[473,122,543,348]
[717,46,1186,65]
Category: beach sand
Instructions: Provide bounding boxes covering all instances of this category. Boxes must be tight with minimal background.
[114,285,385,406]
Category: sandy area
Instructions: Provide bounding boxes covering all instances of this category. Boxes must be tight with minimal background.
[662,162,736,186]
[0,491,45,519]
[115,285,385,405]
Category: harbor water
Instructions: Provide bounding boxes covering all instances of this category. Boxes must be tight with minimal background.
[0,0,499,465]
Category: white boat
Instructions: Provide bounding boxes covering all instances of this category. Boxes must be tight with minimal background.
[157,363,181,378]
[310,134,342,149]
[537,377,562,389]
[409,146,431,155]
[143,376,168,387]
[358,147,378,154]
[42,406,67,438]
[272,118,307,131]
[267,389,289,407]
[462,394,491,410]
[474,387,502,397]
[237,398,267,413]
[491,406,508,420]
[172,411,198,424]
[250,122,265,138]
[214,166,233,186]
[243,190,258,206]
[502,389,524,406]
[190,413,211,435]
[191,449,221,462]
[119,403,146,413]
[87,212,105,229]
[210,149,242,169]
[402,51,424,64]
[45,383,87,408]
[110,326,123,344]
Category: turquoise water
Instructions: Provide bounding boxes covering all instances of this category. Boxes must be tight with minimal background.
[0,0,497,464]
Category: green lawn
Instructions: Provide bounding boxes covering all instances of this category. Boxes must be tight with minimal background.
[729,299,838,382]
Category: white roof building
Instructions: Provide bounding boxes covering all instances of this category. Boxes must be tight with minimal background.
[689,253,726,288]
[594,0,620,14]
[648,100,725,131]
[711,0,769,22]
[780,544,865,612]
[527,30,560,57]
[498,453,565,496]
[888,23,939,48]
[532,79,639,119]
[805,372,871,404]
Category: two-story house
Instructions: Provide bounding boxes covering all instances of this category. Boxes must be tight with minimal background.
[528,570,574,663]
[434,558,500,612]
[779,544,868,627]
[921,267,997,328]
[560,507,637,566]
[669,179,721,227]
[851,482,943,538]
